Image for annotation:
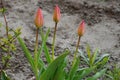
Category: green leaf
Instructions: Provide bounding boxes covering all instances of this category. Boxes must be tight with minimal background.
[37,58,46,70]
[1,71,10,80]
[67,58,79,80]
[0,8,7,13]
[105,74,114,80]
[53,58,67,80]
[87,69,106,80]
[17,37,35,70]
[39,28,51,63]
[78,50,89,65]
[91,48,98,66]
[39,50,69,80]
[1,47,8,51]
[86,44,91,60]
[2,55,11,65]
[38,58,46,77]
[95,54,109,64]
[74,67,95,80]
[95,54,109,68]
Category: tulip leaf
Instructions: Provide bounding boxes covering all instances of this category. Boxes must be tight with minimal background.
[74,67,95,80]
[53,58,67,80]
[67,58,79,80]
[40,28,51,63]
[87,69,106,80]
[17,37,35,71]
[39,50,69,80]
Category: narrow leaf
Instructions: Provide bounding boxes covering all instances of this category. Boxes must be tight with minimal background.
[68,58,79,80]
[17,37,35,70]
[91,48,98,66]
[95,54,109,64]
[53,58,67,80]
[86,44,91,59]
[78,50,89,65]
[39,28,51,63]
[74,67,95,80]
[39,50,69,80]
[87,69,106,80]
[1,71,10,80]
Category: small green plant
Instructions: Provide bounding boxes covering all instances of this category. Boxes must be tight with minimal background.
[0,0,21,79]
[105,64,120,80]
[79,45,109,69]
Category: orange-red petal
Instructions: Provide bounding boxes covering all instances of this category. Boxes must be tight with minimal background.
[53,5,61,23]
[34,8,44,28]
[78,20,85,37]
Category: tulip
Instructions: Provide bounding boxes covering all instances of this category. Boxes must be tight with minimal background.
[52,5,61,60]
[72,20,85,65]
[34,8,44,28]
[78,20,85,37]
[53,5,61,23]
[34,8,44,79]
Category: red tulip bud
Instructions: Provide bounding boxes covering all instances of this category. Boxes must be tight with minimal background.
[78,20,85,37]
[53,5,61,23]
[34,8,44,28]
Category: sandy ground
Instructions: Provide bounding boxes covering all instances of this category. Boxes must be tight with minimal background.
[0,0,120,80]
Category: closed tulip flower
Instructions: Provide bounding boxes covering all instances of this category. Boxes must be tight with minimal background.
[73,20,85,63]
[34,8,44,28]
[53,5,61,23]
[52,5,61,60]
[78,20,85,37]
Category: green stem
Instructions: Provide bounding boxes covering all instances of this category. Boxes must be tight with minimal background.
[52,22,57,60]
[1,0,8,37]
[35,28,39,54]
[73,36,81,65]
[1,0,10,70]
[4,13,9,37]
[34,28,39,80]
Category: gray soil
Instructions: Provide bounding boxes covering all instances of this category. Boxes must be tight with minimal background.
[0,0,120,80]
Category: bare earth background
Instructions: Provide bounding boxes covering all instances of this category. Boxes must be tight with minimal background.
[0,0,120,80]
